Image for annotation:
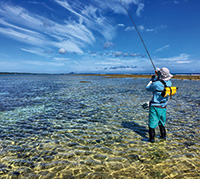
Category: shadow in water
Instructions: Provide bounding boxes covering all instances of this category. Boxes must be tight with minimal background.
[121,121,148,139]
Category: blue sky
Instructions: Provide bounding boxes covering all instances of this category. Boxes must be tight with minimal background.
[0,0,199,74]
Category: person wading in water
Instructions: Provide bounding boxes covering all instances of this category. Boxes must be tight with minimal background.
[120,1,177,143]
[146,67,173,143]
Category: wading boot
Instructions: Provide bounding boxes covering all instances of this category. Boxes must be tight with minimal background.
[159,125,166,139]
[148,128,155,143]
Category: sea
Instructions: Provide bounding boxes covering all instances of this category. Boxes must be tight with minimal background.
[0,74,199,178]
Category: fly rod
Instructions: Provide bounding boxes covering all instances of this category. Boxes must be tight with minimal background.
[120,0,156,71]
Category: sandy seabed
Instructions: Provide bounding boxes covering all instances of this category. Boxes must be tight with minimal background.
[0,74,199,178]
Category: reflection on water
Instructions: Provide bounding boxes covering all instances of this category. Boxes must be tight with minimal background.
[0,75,199,178]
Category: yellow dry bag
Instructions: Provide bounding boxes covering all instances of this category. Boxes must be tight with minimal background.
[161,86,178,97]
[160,80,178,98]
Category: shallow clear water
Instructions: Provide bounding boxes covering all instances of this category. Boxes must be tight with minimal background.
[0,75,199,178]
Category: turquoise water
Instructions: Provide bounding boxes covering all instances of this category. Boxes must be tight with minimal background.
[0,75,199,178]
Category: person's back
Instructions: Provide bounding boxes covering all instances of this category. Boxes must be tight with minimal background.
[146,79,172,108]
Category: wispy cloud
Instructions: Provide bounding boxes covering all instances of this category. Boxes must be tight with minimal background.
[103,42,115,49]
[125,26,135,31]
[130,53,141,57]
[23,60,46,66]
[118,24,124,27]
[21,48,49,57]
[0,3,86,54]
[125,24,167,32]
[54,0,145,40]
[0,1,112,55]
[173,1,180,4]
[92,0,145,17]
[54,0,117,41]
[0,0,146,58]
[104,65,137,70]
[24,60,65,67]
[158,53,192,64]
[176,60,191,64]
[136,3,144,16]
[154,45,170,53]
[53,57,70,62]
[88,49,144,59]
[54,0,80,18]
[113,51,123,57]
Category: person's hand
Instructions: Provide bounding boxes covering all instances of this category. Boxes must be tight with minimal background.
[151,74,156,82]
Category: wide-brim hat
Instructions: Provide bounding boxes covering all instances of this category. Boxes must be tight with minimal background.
[156,67,173,81]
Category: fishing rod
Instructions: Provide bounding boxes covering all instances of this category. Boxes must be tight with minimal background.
[120,0,156,71]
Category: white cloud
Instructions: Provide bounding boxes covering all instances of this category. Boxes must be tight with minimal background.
[0,27,46,46]
[0,2,95,54]
[154,45,170,53]
[103,42,114,49]
[48,62,65,66]
[21,48,47,57]
[125,26,135,31]
[54,0,116,41]
[114,51,123,57]
[58,48,67,54]
[54,0,83,19]
[0,3,42,29]
[125,24,167,33]
[92,0,145,17]
[24,60,45,66]
[138,25,145,31]
[0,0,149,74]
[0,0,145,59]
[104,65,137,70]
[176,60,191,64]
[157,53,192,64]
[54,57,70,61]
[145,28,155,32]
[130,53,141,57]
[95,61,122,65]
[24,60,65,67]
[174,1,180,4]
[53,41,83,54]
[54,0,144,41]
[136,3,144,16]
[123,53,129,57]
[0,19,40,35]
[91,0,124,14]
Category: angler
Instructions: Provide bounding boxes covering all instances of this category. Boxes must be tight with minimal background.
[146,67,175,142]
[120,1,178,142]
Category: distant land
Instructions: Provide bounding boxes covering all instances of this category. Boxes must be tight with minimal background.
[79,73,200,80]
[0,72,76,75]
[0,72,200,80]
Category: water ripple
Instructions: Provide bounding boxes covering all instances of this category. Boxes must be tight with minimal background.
[0,75,199,178]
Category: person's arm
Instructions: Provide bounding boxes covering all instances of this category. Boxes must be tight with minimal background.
[146,81,155,91]
[146,71,158,91]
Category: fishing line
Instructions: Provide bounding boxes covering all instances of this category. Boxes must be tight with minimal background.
[120,0,156,71]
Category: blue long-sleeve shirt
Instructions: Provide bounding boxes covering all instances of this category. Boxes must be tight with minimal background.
[146,79,172,108]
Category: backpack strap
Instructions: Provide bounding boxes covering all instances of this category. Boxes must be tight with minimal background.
[159,79,167,87]
[159,79,173,99]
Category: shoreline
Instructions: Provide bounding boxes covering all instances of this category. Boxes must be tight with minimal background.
[0,72,200,80]
[79,74,200,80]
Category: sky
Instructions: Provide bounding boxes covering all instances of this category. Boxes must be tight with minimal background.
[0,0,199,74]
